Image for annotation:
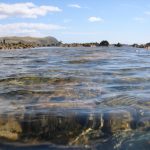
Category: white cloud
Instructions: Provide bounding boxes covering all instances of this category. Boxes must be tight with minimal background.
[88,17,103,22]
[0,23,65,36]
[0,15,7,19]
[68,4,81,9]
[0,2,62,19]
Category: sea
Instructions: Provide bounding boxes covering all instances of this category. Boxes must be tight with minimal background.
[0,47,150,150]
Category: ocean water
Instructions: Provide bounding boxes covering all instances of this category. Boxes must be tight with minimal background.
[0,47,150,150]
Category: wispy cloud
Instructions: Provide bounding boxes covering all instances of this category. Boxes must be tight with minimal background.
[61,31,104,35]
[63,19,72,23]
[120,3,141,9]
[144,11,150,15]
[0,23,65,36]
[0,2,62,19]
[133,11,150,22]
[68,4,81,9]
[133,17,145,21]
[88,17,103,22]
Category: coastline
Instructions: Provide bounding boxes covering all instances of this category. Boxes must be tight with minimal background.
[0,39,150,50]
[0,45,150,51]
[0,36,150,50]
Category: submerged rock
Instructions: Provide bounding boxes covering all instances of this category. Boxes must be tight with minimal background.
[0,110,103,144]
[102,109,135,133]
[0,116,22,141]
[0,107,148,146]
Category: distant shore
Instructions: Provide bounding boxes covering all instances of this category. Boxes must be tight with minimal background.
[0,43,150,50]
[0,37,150,50]
[0,42,35,50]
[0,36,61,50]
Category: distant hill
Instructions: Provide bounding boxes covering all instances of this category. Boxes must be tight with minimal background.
[0,36,61,49]
[0,36,59,46]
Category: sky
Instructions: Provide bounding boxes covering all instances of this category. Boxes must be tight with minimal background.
[0,0,150,44]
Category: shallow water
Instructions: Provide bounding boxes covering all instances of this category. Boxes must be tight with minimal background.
[0,47,150,150]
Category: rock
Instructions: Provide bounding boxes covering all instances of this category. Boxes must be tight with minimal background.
[0,111,103,145]
[0,116,22,141]
[20,112,91,144]
[102,109,134,133]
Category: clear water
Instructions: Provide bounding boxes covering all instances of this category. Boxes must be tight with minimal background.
[0,47,150,150]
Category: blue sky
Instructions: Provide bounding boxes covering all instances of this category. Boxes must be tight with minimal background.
[0,0,150,44]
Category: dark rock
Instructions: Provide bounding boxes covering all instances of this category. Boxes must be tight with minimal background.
[114,43,122,47]
[99,41,109,47]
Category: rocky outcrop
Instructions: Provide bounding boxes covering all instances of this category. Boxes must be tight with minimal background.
[132,42,150,49]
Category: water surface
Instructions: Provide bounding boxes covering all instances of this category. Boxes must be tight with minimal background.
[0,47,150,150]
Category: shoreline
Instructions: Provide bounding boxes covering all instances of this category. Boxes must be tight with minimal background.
[0,37,150,50]
[0,42,149,51]
[0,45,147,51]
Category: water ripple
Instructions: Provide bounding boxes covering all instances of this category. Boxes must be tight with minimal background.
[0,47,150,149]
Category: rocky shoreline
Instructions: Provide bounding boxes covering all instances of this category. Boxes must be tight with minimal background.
[1,37,150,50]
[0,42,36,50]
